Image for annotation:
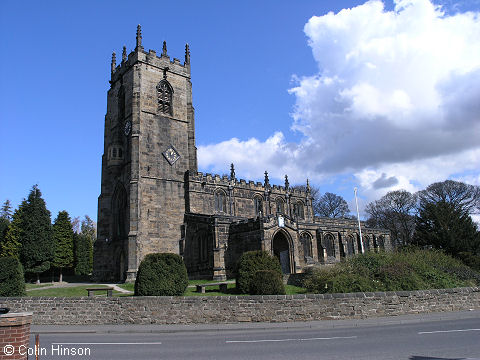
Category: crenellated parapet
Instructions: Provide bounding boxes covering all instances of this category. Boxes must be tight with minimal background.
[186,167,314,221]
[188,170,310,197]
[110,25,191,86]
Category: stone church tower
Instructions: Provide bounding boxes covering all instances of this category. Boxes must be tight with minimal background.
[95,27,392,282]
[94,26,197,281]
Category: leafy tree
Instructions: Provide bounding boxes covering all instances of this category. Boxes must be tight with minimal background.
[414,200,479,256]
[52,210,74,282]
[19,185,54,283]
[365,190,417,246]
[317,192,350,218]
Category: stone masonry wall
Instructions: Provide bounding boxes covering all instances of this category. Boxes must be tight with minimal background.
[1,287,478,325]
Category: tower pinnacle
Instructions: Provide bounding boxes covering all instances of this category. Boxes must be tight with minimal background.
[111,51,116,74]
[162,41,168,57]
[185,43,190,65]
[136,24,143,51]
[264,171,270,188]
[230,163,236,181]
[122,46,127,62]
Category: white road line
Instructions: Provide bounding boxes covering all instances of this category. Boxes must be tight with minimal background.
[418,328,480,335]
[52,342,162,345]
[226,336,357,343]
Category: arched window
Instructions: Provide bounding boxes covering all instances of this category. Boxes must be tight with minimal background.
[254,196,263,216]
[276,198,285,214]
[157,79,173,115]
[347,235,355,256]
[363,235,370,252]
[378,236,385,251]
[324,233,335,258]
[301,232,312,258]
[294,201,304,219]
[214,190,226,213]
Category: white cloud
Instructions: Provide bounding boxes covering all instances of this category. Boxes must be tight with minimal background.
[198,0,480,204]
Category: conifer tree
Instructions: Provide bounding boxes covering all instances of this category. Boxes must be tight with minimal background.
[0,200,13,252]
[0,201,25,259]
[74,215,95,275]
[414,201,479,255]
[53,210,74,282]
[19,185,54,284]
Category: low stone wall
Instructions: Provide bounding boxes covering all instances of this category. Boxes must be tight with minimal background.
[1,287,479,325]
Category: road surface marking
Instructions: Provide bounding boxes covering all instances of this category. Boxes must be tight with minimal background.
[52,342,162,345]
[226,336,357,343]
[418,328,480,335]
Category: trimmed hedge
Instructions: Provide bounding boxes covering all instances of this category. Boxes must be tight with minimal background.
[0,256,26,297]
[134,253,188,296]
[236,250,282,294]
[250,270,285,295]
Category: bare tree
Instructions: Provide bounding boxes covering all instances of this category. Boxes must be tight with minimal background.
[292,184,320,215]
[365,190,417,246]
[71,216,81,234]
[418,180,480,215]
[317,192,350,218]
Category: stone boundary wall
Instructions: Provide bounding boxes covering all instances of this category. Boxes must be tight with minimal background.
[1,287,479,325]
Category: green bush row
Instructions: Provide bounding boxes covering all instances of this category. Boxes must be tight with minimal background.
[303,249,480,294]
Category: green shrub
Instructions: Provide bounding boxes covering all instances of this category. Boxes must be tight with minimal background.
[250,270,285,295]
[236,250,282,294]
[303,249,478,294]
[457,252,480,272]
[303,266,380,293]
[134,253,188,296]
[0,256,26,296]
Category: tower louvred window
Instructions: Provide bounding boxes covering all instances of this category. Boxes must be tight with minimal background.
[157,80,173,115]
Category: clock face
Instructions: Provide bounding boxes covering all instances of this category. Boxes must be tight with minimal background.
[124,120,132,136]
[163,145,180,165]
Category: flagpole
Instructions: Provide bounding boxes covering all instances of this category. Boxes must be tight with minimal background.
[354,187,364,254]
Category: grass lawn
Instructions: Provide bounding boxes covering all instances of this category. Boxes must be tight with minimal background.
[25,283,51,290]
[285,284,307,295]
[119,281,306,296]
[117,283,134,292]
[27,285,123,297]
[24,279,307,297]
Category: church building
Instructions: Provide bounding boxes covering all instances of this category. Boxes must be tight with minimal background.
[94,27,391,282]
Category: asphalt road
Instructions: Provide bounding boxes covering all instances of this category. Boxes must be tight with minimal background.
[23,311,480,360]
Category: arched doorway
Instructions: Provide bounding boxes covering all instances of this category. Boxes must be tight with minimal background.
[272,231,291,274]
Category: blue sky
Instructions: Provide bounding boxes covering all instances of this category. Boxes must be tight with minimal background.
[1,0,480,222]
